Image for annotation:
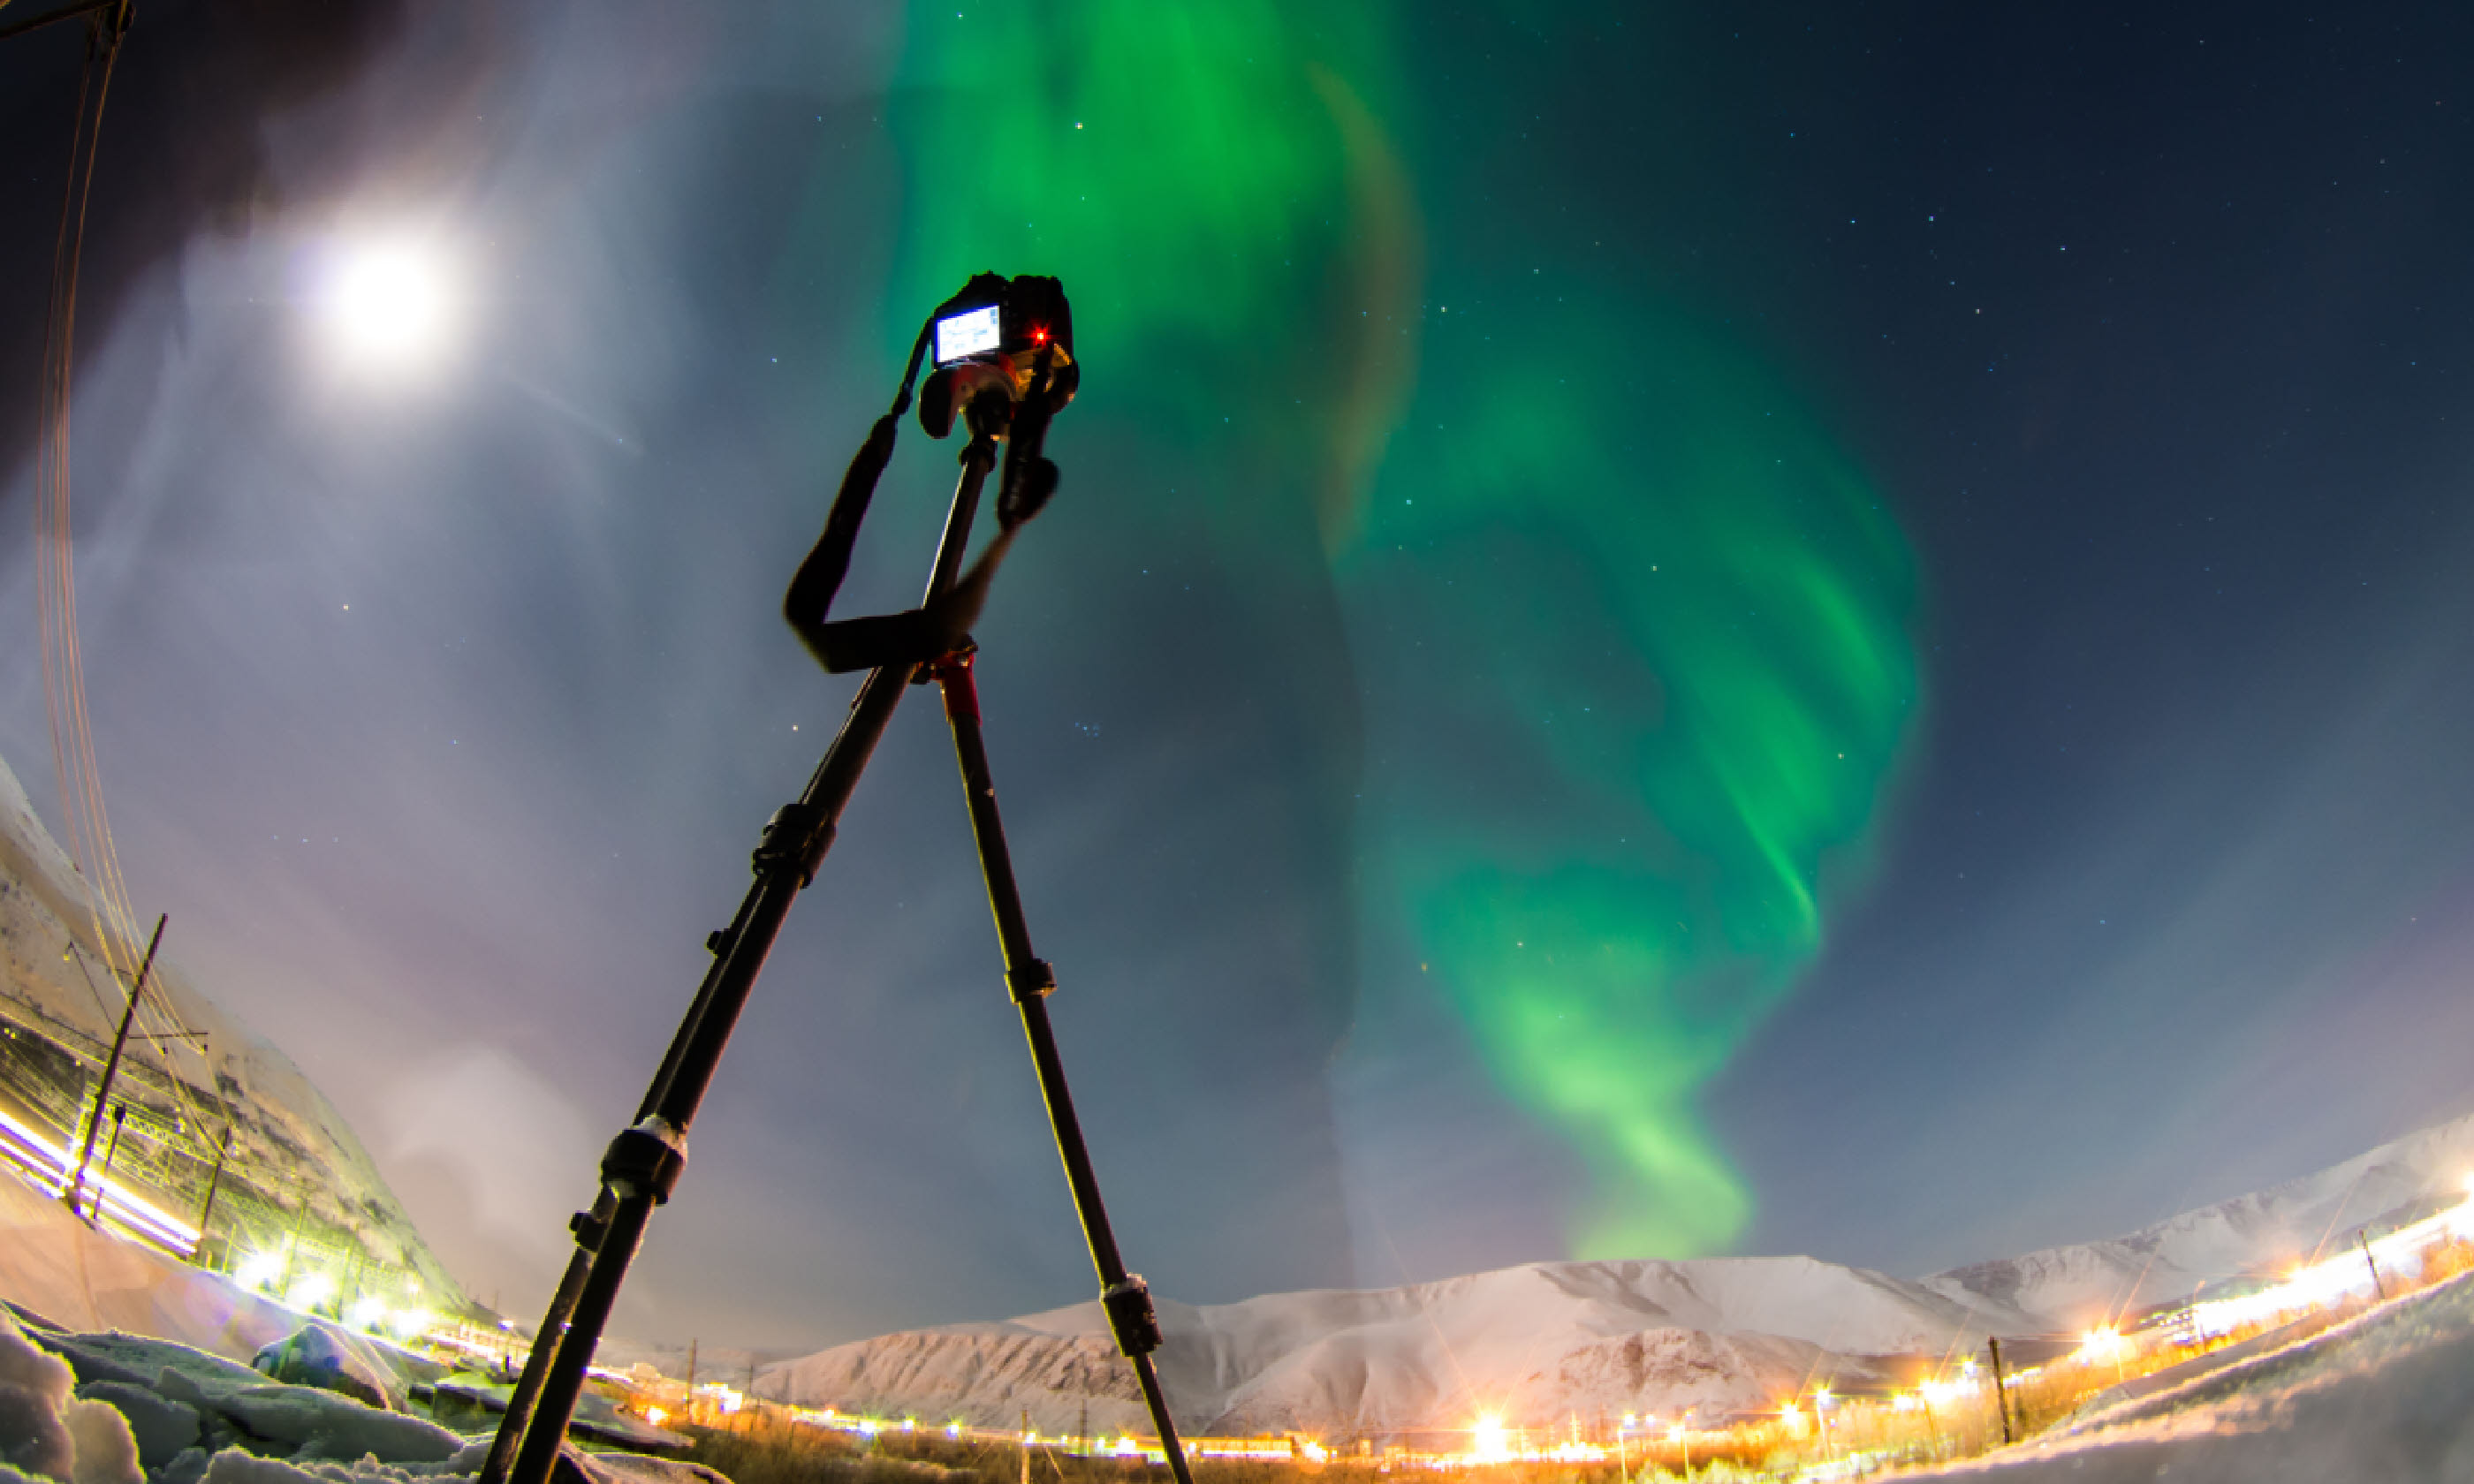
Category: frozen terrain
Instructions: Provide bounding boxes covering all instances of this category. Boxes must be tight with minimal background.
[768,1110,2474,1440]
[1906,1265,2474,1482]
[0,1163,296,1359]
[0,1300,719,1484]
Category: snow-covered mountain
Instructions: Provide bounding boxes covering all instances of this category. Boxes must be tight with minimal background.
[762,1256,2038,1444]
[1926,1110,2474,1332]
[0,747,464,1308]
[766,1112,2474,1440]
[766,1254,2038,1437]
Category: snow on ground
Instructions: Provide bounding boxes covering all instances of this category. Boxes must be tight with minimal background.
[0,1169,294,1362]
[1911,1268,2474,1482]
[0,1169,704,1484]
[0,1306,723,1484]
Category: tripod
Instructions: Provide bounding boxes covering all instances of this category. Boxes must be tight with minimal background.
[483,286,1195,1484]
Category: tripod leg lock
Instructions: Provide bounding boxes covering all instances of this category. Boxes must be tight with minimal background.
[1006,958,1058,1004]
[600,1117,688,1205]
[1101,1276,1165,1358]
[753,803,835,889]
[567,1209,606,1253]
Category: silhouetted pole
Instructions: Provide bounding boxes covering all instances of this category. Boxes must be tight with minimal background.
[195,1124,234,1242]
[99,1104,125,1177]
[1986,1337,2015,1445]
[65,914,163,1220]
[488,425,1002,1484]
[2359,1230,2387,1301]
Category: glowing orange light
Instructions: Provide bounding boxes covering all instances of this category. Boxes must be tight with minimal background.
[1470,1415,1510,1462]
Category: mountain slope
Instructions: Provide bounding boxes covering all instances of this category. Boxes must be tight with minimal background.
[1923,1109,2474,1331]
[0,746,464,1308]
[767,1254,2040,1436]
[769,1112,2474,1439]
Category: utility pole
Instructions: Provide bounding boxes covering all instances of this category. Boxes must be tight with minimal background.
[2359,1230,2388,1301]
[99,1104,125,1180]
[683,1339,697,1424]
[1021,1410,1032,1484]
[65,915,165,1220]
[195,1124,234,1247]
[1986,1337,2015,1445]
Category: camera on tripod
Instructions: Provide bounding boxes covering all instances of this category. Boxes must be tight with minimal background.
[488,269,1197,1484]
[919,271,1079,439]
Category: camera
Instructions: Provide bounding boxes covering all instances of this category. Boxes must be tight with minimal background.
[918,272,1079,438]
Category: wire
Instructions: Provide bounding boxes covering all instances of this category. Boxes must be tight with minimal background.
[29,4,228,1171]
[36,3,136,976]
[0,0,130,44]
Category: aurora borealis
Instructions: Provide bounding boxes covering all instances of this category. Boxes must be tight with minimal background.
[883,3,1921,1263]
[5,0,2474,1348]
[1349,297,1918,1257]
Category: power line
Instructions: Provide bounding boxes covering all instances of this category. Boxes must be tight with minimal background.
[0,0,126,45]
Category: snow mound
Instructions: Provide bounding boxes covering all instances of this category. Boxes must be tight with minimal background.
[0,1306,139,1484]
[251,1329,403,1413]
[0,1178,295,1362]
[0,1310,684,1484]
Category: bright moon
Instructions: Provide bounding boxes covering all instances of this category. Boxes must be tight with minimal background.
[321,239,457,367]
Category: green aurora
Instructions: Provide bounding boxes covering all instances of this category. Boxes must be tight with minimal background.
[881,1,1920,1260]
[1345,292,1919,1255]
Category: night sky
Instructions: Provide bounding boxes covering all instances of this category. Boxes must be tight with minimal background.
[3,1,2471,1351]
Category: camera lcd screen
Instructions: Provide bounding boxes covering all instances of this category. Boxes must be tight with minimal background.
[935,304,1002,364]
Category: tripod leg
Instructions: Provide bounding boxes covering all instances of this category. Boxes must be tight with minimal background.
[476,1204,596,1484]
[930,650,1197,1484]
[488,433,999,1484]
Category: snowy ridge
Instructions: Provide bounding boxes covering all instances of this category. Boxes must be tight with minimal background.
[771,1115,2474,1438]
[0,747,464,1307]
[1922,1109,2474,1331]
[767,1256,2038,1436]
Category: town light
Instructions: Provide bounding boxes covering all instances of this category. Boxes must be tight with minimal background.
[236,1252,283,1291]
[1471,1414,1510,1462]
[286,1272,334,1310]
[2077,1326,2126,1364]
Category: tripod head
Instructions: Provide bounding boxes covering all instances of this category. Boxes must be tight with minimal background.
[783,273,1077,675]
[917,272,1078,440]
